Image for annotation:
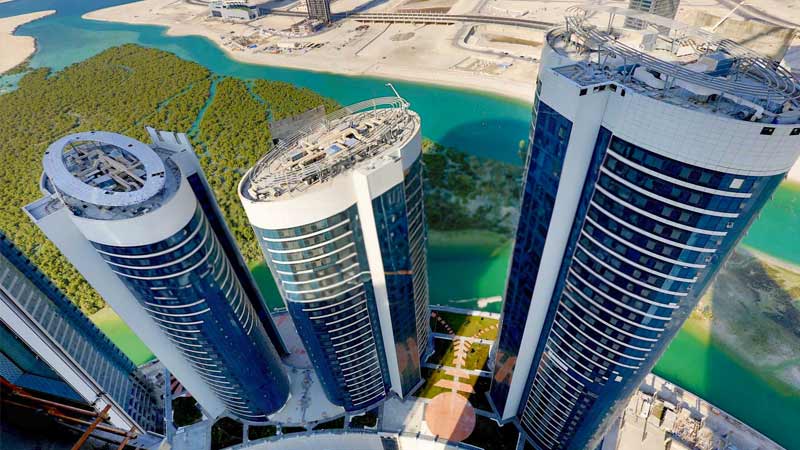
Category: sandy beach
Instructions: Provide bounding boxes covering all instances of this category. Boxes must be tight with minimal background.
[0,10,55,74]
[788,160,800,183]
[82,0,539,103]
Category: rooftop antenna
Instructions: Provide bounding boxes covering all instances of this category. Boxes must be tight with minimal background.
[386,82,401,99]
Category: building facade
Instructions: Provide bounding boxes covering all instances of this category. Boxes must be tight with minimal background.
[24,128,290,423]
[625,0,681,30]
[306,0,332,24]
[209,1,259,21]
[489,7,800,450]
[0,232,164,446]
[239,97,429,412]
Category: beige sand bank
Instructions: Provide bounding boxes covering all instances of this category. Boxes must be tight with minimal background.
[0,10,55,74]
[82,0,537,103]
[788,160,800,183]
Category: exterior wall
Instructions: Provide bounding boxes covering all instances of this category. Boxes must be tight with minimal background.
[254,208,392,411]
[0,232,163,437]
[91,205,290,421]
[24,196,228,420]
[240,124,428,411]
[491,43,800,450]
[305,0,332,23]
[402,158,430,360]
[626,0,680,30]
[25,130,291,423]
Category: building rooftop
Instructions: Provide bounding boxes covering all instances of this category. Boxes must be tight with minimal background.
[548,6,800,124]
[41,131,181,220]
[243,97,419,201]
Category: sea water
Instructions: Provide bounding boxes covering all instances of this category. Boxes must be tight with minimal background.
[2,0,798,447]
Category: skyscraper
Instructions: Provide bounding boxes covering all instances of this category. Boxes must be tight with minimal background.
[0,232,163,446]
[489,7,800,450]
[306,0,332,24]
[24,128,290,423]
[239,96,429,412]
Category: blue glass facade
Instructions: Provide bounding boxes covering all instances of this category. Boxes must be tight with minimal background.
[254,208,391,411]
[92,206,290,422]
[0,232,163,433]
[490,95,573,415]
[403,159,431,358]
[373,182,422,395]
[497,101,785,449]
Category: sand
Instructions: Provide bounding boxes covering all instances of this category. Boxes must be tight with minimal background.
[0,10,55,74]
[788,160,800,183]
[82,0,537,103]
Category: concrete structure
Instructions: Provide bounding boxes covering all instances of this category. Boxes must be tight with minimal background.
[228,429,482,450]
[24,128,290,424]
[626,0,680,30]
[488,6,800,450]
[305,0,332,24]
[0,232,164,447]
[239,96,430,413]
[209,1,259,21]
[609,374,785,450]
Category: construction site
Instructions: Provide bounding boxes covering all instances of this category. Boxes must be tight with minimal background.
[84,0,800,101]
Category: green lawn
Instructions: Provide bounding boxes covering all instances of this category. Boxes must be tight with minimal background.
[89,307,154,366]
[416,368,492,412]
[430,311,499,340]
[430,337,490,372]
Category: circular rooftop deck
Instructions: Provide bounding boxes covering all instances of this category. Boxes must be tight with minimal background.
[43,131,166,208]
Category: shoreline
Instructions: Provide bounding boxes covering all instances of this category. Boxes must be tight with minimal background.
[0,10,56,75]
[81,0,535,104]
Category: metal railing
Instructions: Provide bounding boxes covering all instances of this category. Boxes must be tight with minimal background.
[247,97,416,199]
[557,6,800,107]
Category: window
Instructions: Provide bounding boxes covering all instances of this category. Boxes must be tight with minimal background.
[760,127,775,135]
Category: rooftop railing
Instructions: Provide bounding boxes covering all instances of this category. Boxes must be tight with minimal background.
[555,6,800,110]
[246,96,416,200]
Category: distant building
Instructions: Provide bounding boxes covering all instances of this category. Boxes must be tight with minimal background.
[625,0,681,29]
[239,97,430,412]
[0,231,164,447]
[306,0,332,24]
[209,1,259,20]
[24,128,290,423]
[488,7,800,450]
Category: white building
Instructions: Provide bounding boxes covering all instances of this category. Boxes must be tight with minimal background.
[488,6,800,450]
[238,96,430,412]
[24,128,290,423]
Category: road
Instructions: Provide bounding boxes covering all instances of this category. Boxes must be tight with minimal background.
[259,9,555,30]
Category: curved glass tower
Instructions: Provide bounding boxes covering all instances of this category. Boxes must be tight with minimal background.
[25,128,290,423]
[239,97,429,412]
[489,7,800,450]
[0,232,163,447]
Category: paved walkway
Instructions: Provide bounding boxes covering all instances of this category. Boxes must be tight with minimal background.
[424,392,476,442]
[432,332,494,345]
[430,304,501,319]
[423,363,490,378]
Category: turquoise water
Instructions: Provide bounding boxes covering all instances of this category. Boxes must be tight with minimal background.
[3,1,799,447]
[743,181,800,266]
[0,0,531,164]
